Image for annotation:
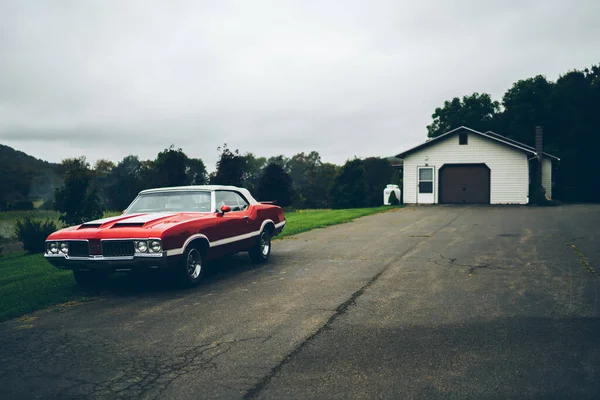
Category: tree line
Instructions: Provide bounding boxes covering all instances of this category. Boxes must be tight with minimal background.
[427,62,600,202]
[37,144,399,225]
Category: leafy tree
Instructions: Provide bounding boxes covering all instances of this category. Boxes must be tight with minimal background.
[105,156,145,211]
[285,151,321,208]
[186,157,208,185]
[302,162,338,209]
[330,159,369,209]
[287,151,321,188]
[549,69,600,201]
[242,153,267,194]
[153,145,189,187]
[92,159,115,209]
[501,75,555,147]
[427,93,500,138]
[362,157,394,207]
[213,143,245,186]
[265,155,289,170]
[257,163,294,207]
[53,157,103,225]
[93,159,115,176]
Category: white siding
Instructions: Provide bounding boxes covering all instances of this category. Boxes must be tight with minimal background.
[542,157,552,199]
[403,132,529,204]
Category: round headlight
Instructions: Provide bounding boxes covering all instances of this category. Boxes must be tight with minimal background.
[49,242,58,254]
[136,241,148,253]
[149,240,162,253]
[59,242,69,254]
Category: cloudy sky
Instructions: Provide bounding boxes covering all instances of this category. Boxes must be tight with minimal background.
[1,0,599,171]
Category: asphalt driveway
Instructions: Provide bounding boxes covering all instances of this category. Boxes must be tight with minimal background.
[1,205,599,399]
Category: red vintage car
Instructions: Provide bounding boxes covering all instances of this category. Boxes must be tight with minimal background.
[44,185,286,287]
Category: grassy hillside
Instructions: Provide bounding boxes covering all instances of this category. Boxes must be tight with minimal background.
[0,144,61,207]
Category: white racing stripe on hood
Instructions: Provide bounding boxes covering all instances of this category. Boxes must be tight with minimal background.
[112,213,177,224]
[82,214,141,225]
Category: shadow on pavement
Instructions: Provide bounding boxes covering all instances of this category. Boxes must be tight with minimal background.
[77,253,265,297]
[269,316,600,399]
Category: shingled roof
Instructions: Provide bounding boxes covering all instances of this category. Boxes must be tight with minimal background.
[395,126,560,161]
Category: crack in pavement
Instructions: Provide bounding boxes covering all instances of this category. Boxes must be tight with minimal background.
[432,251,511,276]
[0,333,271,400]
[567,239,595,275]
[243,212,463,399]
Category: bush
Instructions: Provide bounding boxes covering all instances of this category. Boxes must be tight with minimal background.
[529,184,560,206]
[14,217,58,254]
[388,190,400,205]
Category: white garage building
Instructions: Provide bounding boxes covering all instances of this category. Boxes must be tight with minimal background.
[395,126,559,205]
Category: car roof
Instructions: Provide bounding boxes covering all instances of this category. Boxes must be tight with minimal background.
[138,185,258,204]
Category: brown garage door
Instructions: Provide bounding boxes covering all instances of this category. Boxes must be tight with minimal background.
[439,164,490,204]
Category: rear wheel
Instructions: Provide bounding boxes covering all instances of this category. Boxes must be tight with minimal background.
[73,270,108,288]
[249,230,271,263]
[176,246,204,287]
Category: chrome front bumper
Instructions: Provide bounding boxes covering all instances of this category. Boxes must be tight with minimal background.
[44,252,172,271]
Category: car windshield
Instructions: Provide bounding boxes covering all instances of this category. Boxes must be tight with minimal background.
[125,191,212,213]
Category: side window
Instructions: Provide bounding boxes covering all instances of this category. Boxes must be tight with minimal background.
[215,191,249,212]
[235,192,249,211]
[215,191,230,211]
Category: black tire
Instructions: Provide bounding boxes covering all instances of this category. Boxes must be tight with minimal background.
[249,230,271,263]
[73,270,108,288]
[176,246,205,287]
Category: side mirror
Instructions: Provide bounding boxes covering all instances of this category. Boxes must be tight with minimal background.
[220,205,231,213]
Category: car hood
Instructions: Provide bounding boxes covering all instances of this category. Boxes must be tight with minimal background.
[78,212,213,229]
[49,212,214,239]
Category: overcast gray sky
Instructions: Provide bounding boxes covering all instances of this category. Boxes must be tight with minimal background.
[1,0,599,171]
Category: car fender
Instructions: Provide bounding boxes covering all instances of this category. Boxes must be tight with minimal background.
[166,233,210,256]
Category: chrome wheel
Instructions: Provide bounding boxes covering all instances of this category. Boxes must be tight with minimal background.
[186,248,202,279]
[260,232,271,257]
[249,229,272,263]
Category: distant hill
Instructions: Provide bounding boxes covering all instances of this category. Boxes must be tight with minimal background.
[0,144,61,207]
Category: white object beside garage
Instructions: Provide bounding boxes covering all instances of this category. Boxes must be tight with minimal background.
[383,184,401,205]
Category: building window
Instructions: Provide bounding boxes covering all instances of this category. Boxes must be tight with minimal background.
[459,133,468,145]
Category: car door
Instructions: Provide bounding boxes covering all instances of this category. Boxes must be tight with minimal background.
[213,190,255,254]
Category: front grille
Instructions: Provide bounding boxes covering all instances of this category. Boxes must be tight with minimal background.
[102,240,135,257]
[68,241,89,257]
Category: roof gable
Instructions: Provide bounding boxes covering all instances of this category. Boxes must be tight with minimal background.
[395,126,560,160]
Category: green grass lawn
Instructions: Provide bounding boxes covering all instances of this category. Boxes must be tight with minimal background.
[0,205,402,322]
[277,206,402,238]
[0,251,91,322]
